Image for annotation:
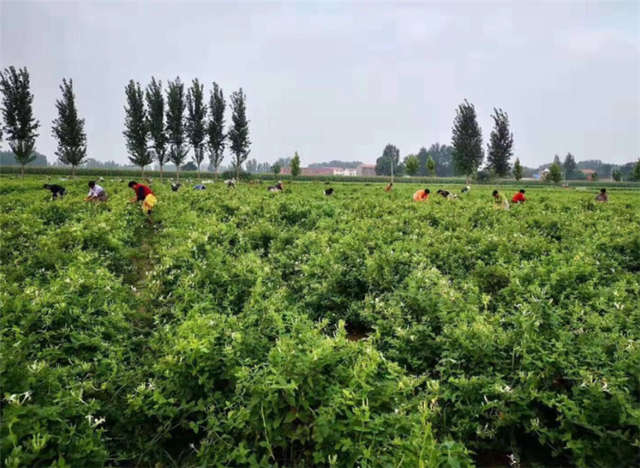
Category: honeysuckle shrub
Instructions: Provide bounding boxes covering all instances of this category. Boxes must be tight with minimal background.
[1,177,638,467]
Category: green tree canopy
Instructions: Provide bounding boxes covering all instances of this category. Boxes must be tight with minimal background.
[123,80,151,176]
[513,158,523,181]
[206,82,226,180]
[291,152,301,178]
[375,144,401,178]
[0,66,40,176]
[146,77,168,180]
[187,78,207,178]
[563,152,577,179]
[451,100,483,181]
[426,155,436,177]
[228,88,251,181]
[404,155,419,176]
[52,78,87,177]
[166,77,187,179]
[486,108,513,178]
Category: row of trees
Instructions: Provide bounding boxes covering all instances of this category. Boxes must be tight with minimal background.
[374,102,515,182]
[0,66,251,180]
[124,77,250,180]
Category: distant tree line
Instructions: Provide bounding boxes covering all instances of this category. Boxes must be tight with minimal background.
[1,67,639,182]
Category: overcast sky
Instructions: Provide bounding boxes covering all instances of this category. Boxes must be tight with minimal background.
[1,1,638,167]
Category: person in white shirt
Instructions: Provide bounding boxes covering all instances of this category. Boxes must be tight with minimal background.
[85,181,108,202]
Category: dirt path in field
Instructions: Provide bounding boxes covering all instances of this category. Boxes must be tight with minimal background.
[127,223,161,328]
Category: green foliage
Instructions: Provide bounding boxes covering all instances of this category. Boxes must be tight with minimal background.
[426,155,436,177]
[52,78,87,175]
[545,162,563,183]
[563,152,577,179]
[513,158,523,181]
[591,171,599,182]
[405,155,419,176]
[1,178,639,467]
[206,82,226,178]
[166,77,188,178]
[375,144,401,177]
[486,108,513,178]
[634,160,640,182]
[123,80,151,174]
[0,66,40,174]
[452,100,483,180]
[612,170,622,182]
[186,79,207,176]
[229,88,251,181]
[291,151,301,178]
[145,77,168,175]
[272,163,281,176]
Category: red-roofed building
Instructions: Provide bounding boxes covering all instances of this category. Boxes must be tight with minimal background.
[356,164,376,176]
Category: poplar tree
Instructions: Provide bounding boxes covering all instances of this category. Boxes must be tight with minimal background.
[166,77,187,180]
[146,77,168,181]
[0,66,40,176]
[229,88,250,182]
[123,80,151,176]
[513,158,523,181]
[486,108,513,178]
[563,153,577,180]
[207,82,226,180]
[291,152,301,178]
[187,78,207,179]
[427,156,436,176]
[451,100,483,183]
[52,78,87,177]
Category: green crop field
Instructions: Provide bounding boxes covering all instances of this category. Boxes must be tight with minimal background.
[1,177,639,468]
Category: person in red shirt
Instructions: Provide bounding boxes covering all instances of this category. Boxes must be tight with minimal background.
[413,188,430,202]
[128,181,157,215]
[512,189,526,204]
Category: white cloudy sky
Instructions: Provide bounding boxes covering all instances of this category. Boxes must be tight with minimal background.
[1,1,638,167]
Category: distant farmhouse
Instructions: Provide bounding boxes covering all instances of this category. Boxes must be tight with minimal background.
[280,166,358,176]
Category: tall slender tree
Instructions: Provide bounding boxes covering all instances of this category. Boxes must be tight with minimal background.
[166,77,187,180]
[563,152,577,180]
[291,152,301,178]
[0,66,40,177]
[207,82,226,181]
[123,80,151,176]
[146,77,168,181]
[228,88,250,182]
[52,78,87,177]
[633,160,640,182]
[513,158,523,181]
[426,155,436,176]
[486,108,513,178]
[187,79,207,179]
[451,100,483,183]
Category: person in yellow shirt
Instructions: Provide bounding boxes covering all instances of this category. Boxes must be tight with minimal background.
[492,190,510,210]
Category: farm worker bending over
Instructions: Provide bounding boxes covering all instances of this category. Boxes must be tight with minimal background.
[128,181,157,215]
[194,184,206,190]
[595,188,609,203]
[461,185,471,193]
[85,181,108,202]
[413,188,430,202]
[511,189,526,204]
[492,190,510,210]
[437,189,453,199]
[43,184,66,200]
[384,182,393,192]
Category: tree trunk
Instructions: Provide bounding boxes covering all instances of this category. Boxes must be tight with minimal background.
[21,164,25,178]
[72,166,76,178]
[176,166,180,181]
[197,163,201,181]
[214,167,218,182]
[141,166,145,179]
[236,164,239,184]
[160,164,163,182]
